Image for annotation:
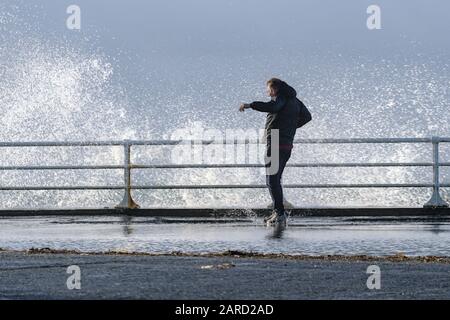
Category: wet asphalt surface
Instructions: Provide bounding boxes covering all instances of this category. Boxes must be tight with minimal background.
[1,252,450,299]
[2,215,450,299]
[2,215,450,256]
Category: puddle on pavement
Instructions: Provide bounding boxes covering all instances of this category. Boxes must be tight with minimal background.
[1,215,450,257]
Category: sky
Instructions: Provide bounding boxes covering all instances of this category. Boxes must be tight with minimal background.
[26,0,450,58]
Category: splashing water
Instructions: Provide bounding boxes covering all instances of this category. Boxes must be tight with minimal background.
[0,2,449,209]
[0,4,135,207]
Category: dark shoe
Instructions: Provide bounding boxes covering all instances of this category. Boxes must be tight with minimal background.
[266,210,287,226]
[263,210,277,224]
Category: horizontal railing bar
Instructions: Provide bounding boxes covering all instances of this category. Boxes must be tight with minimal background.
[0,183,438,191]
[132,183,434,189]
[132,162,434,169]
[0,137,445,148]
[291,138,433,144]
[0,183,450,191]
[0,162,438,171]
[0,165,123,170]
[0,141,125,147]
[129,138,434,145]
[440,163,450,166]
[0,163,438,171]
[0,186,124,190]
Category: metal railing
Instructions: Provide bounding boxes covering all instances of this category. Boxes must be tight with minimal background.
[0,137,448,209]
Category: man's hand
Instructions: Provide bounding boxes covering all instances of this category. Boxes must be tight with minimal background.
[239,103,251,112]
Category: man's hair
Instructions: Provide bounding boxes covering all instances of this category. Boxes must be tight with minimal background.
[266,78,284,93]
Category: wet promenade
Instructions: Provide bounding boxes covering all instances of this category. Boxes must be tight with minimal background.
[1,212,450,256]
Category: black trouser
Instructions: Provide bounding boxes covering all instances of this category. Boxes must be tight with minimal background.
[265,147,292,212]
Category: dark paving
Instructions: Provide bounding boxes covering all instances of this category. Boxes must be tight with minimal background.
[0,207,449,217]
[1,252,449,299]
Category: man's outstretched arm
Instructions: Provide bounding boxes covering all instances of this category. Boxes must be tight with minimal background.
[240,96,286,113]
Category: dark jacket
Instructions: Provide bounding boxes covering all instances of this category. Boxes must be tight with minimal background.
[250,83,300,148]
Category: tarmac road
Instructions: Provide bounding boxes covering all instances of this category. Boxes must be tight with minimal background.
[1,252,450,299]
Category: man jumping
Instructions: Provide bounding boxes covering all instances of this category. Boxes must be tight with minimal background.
[239,78,301,226]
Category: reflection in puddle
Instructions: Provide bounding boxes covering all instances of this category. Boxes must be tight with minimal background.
[1,216,450,256]
[267,224,287,239]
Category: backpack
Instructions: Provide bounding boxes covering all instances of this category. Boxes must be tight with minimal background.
[296,98,312,128]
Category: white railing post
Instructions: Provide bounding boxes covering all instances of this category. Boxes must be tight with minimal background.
[424,136,448,208]
[115,140,140,209]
